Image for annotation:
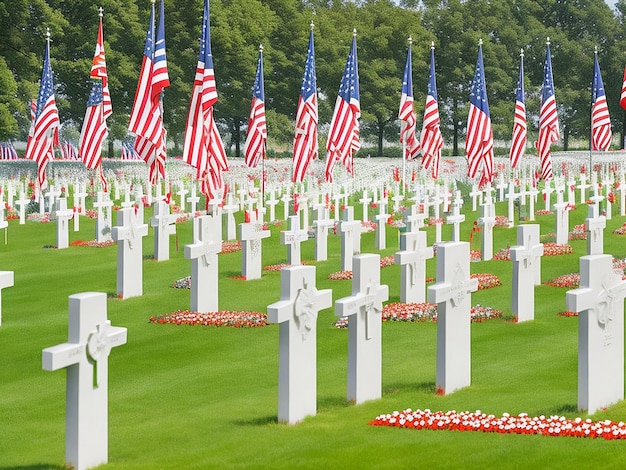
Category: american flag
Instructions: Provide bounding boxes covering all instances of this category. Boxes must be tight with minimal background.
[420,44,443,179]
[128,0,170,185]
[25,31,60,190]
[535,40,559,181]
[621,65,626,111]
[292,27,318,183]
[591,51,611,152]
[121,141,141,160]
[0,143,18,160]
[244,47,267,168]
[325,31,360,183]
[465,41,493,184]
[399,41,420,161]
[61,141,79,160]
[509,50,527,169]
[79,11,111,191]
[182,0,228,203]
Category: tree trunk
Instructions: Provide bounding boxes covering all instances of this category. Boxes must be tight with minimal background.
[563,127,569,151]
[108,138,114,158]
[378,118,384,157]
[452,99,459,156]
[232,118,241,157]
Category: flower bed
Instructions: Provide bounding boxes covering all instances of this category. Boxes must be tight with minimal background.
[569,224,586,240]
[542,243,573,256]
[264,262,308,272]
[150,310,268,328]
[220,241,242,254]
[494,215,509,227]
[368,408,626,440]
[544,273,580,288]
[493,247,511,260]
[70,239,116,248]
[328,256,395,280]
[376,303,502,323]
[471,273,502,290]
[614,222,626,235]
[171,276,192,289]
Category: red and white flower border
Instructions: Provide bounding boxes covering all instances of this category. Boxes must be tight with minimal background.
[369,408,626,440]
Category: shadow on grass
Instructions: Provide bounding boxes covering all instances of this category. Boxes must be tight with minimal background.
[541,403,579,416]
[234,415,278,426]
[384,381,437,396]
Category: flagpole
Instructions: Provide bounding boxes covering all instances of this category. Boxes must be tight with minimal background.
[589,47,597,180]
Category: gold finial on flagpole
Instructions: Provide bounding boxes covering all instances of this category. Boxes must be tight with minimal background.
[520,48,524,58]
[353,28,357,37]
[431,41,435,50]
[546,36,550,45]
[408,36,412,46]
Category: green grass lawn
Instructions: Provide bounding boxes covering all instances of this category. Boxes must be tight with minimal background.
[2,194,626,469]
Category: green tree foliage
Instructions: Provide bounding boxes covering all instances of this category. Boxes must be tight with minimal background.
[1,0,626,156]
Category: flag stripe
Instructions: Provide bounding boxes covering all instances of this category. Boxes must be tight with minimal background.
[591,54,611,152]
[535,42,559,181]
[244,50,267,168]
[420,47,443,179]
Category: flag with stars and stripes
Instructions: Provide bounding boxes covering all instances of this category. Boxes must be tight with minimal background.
[399,42,420,161]
[25,33,60,190]
[325,32,360,183]
[535,41,559,181]
[244,48,267,168]
[465,41,493,184]
[509,52,527,169]
[420,45,443,179]
[591,52,611,151]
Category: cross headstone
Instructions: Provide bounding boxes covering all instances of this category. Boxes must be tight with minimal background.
[478,201,496,261]
[566,254,626,414]
[45,185,61,213]
[585,197,606,255]
[404,204,426,233]
[335,254,389,404]
[510,225,544,322]
[312,206,334,262]
[506,182,518,228]
[446,191,465,242]
[187,183,200,215]
[184,214,222,312]
[374,199,389,250]
[267,265,332,424]
[54,198,74,249]
[618,176,626,217]
[281,192,292,221]
[93,192,113,243]
[543,180,554,211]
[340,206,361,271]
[578,172,590,204]
[553,190,570,245]
[222,193,238,241]
[74,183,87,214]
[280,215,309,266]
[265,189,280,222]
[177,186,188,211]
[427,242,478,394]
[469,184,482,211]
[150,200,177,261]
[0,271,14,326]
[111,208,148,299]
[42,292,127,470]
[359,190,372,222]
[528,185,538,221]
[394,231,433,303]
[238,213,271,280]
[496,174,507,202]
[567,178,576,204]
[15,191,28,225]
[391,191,404,214]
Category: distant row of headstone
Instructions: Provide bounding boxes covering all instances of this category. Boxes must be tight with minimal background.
[0,172,621,469]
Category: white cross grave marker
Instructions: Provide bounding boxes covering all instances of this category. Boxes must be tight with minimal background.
[111,207,148,299]
[446,190,465,242]
[267,265,332,424]
[335,254,389,404]
[428,242,478,394]
[280,215,308,266]
[54,198,74,249]
[185,214,222,312]
[312,206,334,262]
[567,254,626,414]
[238,213,271,280]
[150,200,177,261]
[585,196,606,255]
[394,231,433,303]
[340,206,361,271]
[42,292,127,470]
[93,191,113,243]
[510,225,544,322]
[478,200,496,261]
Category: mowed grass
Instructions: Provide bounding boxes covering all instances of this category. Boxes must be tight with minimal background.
[2,195,626,469]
